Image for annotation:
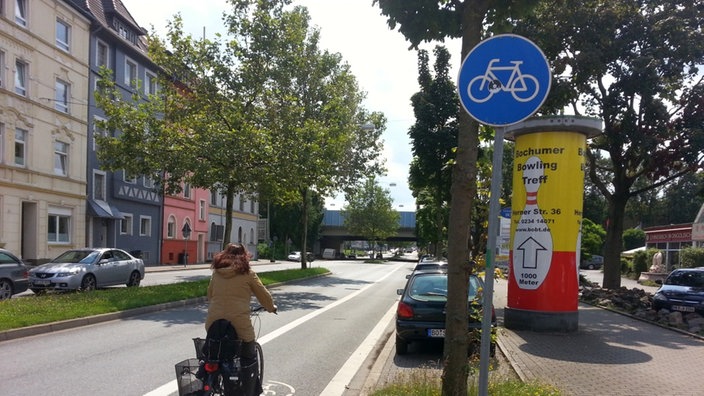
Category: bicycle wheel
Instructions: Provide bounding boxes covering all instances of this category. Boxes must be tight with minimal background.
[255,342,264,383]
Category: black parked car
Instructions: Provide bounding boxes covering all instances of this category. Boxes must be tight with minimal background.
[0,248,29,300]
[395,269,496,355]
[652,267,704,315]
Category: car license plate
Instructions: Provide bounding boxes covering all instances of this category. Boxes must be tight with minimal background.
[428,329,445,338]
[32,280,50,286]
[672,305,695,313]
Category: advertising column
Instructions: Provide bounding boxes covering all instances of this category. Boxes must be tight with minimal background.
[504,116,601,332]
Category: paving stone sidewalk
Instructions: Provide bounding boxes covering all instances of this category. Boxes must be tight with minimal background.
[498,303,704,396]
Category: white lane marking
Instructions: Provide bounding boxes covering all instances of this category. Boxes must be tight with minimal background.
[320,301,397,396]
[144,264,404,396]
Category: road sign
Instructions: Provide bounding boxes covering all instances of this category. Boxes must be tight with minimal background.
[457,34,551,126]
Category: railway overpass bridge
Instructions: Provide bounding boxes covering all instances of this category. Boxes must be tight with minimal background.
[316,210,416,253]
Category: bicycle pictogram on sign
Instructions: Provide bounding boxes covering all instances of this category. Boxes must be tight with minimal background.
[457,34,551,126]
[467,59,539,103]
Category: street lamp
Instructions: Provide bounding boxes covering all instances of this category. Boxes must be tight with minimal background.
[181,222,191,266]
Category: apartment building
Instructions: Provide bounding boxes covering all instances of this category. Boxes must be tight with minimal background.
[0,0,91,264]
[1,0,260,265]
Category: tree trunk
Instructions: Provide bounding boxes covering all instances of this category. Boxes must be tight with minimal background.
[601,196,627,289]
[442,4,484,395]
[300,187,309,270]
[222,184,236,250]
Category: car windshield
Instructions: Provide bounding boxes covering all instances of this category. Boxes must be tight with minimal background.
[52,250,100,264]
[409,274,481,302]
[665,271,704,288]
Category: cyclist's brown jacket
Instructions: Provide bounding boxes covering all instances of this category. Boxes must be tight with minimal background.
[205,268,275,342]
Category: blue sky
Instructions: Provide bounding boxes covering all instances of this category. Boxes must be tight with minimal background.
[122,0,462,210]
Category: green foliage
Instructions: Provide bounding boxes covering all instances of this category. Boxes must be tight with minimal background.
[580,218,605,256]
[516,1,704,289]
[622,228,646,251]
[343,178,400,248]
[679,247,704,269]
[369,368,562,396]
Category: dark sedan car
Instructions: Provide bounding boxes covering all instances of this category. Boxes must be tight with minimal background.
[652,267,704,315]
[395,270,496,355]
[0,248,29,300]
[28,248,144,293]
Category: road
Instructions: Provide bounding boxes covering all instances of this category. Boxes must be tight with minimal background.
[0,260,413,396]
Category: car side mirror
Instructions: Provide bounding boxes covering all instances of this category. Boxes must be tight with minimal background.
[397,288,404,295]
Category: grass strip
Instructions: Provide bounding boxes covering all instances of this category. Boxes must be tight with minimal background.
[0,267,328,331]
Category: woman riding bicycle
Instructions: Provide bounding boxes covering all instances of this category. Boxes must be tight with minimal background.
[205,243,277,357]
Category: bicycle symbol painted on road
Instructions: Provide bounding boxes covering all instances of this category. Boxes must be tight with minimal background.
[467,58,540,103]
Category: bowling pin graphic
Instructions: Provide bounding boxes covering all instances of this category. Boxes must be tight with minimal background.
[513,156,553,289]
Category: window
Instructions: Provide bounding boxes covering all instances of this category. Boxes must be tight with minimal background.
[123,170,136,184]
[140,216,151,236]
[14,59,26,96]
[56,19,70,51]
[250,228,254,244]
[93,171,106,200]
[120,214,133,235]
[145,70,157,96]
[92,116,107,151]
[48,207,71,243]
[14,0,26,27]
[143,176,154,189]
[167,215,176,238]
[199,200,206,220]
[54,141,68,176]
[14,128,26,166]
[96,40,108,68]
[250,200,255,214]
[183,183,191,199]
[125,58,137,88]
[55,79,69,113]
[0,123,3,164]
[0,51,5,88]
[210,190,218,206]
[239,194,244,211]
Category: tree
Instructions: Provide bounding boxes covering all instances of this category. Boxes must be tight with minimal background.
[342,178,400,257]
[259,5,386,269]
[408,46,457,257]
[580,218,606,257]
[96,1,384,258]
[374,1,541,394]
[516,0,704,289]
[622,228,645,251]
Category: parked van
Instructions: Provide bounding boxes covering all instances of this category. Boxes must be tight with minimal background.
[322,249,336,259]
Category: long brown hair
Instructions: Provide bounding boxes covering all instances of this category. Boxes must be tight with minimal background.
[211,243,251,274]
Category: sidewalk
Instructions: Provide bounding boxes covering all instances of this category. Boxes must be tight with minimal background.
[365,276,704,396]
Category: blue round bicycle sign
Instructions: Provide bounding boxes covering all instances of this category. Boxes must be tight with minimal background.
[457,34,551,126]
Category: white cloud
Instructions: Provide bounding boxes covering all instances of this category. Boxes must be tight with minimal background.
[122,0,461,210]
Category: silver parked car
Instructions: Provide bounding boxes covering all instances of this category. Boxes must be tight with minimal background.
[0,248,29,300]
[28,248,144,293]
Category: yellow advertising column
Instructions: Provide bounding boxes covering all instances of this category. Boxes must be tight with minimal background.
[504,116,601,332]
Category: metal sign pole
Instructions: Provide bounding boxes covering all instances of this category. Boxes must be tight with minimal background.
[478,126,506,395]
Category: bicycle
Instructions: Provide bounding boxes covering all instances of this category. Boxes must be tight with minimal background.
[467,58,540,103]
[175,306,268,396]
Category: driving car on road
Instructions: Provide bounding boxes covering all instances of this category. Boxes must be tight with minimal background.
[0,248,29,300]
[406,260,448,279]
[652,267,704,315]
[28,248,144,293]
[395,269,496,355]
[287,251,314,262]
